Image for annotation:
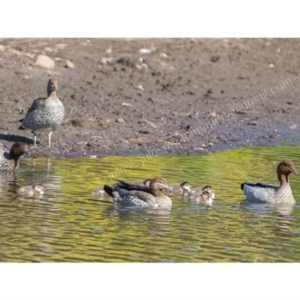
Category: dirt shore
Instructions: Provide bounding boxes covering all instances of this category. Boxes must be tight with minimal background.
[0,38,300,158]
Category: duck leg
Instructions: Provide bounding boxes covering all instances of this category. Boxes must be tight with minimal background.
[33,132,37,148]
[47,131,53,148]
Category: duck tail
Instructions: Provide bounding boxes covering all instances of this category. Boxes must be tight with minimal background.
[241,183,245,190]
[103,185,114,197]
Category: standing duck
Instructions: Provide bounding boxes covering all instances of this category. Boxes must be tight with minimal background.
[165,181,192,196]
[188,185,215,205]
[17,183,45,197]
[104,177,172,208]
[241,159,297,204]
[19,78,65,148]
[0,142,27,171]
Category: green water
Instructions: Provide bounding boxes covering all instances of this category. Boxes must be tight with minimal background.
[1,145,300,262]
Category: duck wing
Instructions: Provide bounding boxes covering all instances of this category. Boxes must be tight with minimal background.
[241,182,279,202]
[21,97,46,120]
[116,179,155,196]
[104,182,157,207]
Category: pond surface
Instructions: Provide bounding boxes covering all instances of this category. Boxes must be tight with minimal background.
[1,145,300,262]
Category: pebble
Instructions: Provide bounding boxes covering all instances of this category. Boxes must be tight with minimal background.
[0,44,5,51]
[101,57,113,65]
[65,59,75,69]
[159,53,168,58]
[248,120,258,125]
[116,118,125,124]
[35,55,55,69]
[139,48,152,54]
[122,102,132,107]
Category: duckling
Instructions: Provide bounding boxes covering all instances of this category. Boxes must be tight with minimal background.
[241,159,297,204]
[165,181,192,196]
[0,142,27,171]
[17,183,45,197]
[188,185,215,205]
[188,185,215,199]
[133,178,152,187]
[104,177,172,208]
[19,78,65,148]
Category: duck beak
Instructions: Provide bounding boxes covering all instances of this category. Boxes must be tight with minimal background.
[292,167,298,175]
[165,185,173,192]
[23,149,30,156]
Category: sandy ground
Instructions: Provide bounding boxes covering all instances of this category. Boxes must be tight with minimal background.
[0,38,300,158]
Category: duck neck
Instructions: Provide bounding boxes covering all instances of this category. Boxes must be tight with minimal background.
[153,189,164,197]
[278,173,289,185]
[13,159,19,170]
[48,90,57,97]
[9,150,20,170]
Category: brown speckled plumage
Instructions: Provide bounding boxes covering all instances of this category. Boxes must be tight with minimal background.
[19,78,65,148]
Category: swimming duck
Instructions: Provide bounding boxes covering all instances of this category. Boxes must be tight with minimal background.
[241,159,297,204]
[17,183,45,197]
[188,185,215,205]
[18,78,65,148]
[0,142,27,171]
[165,181,192,196]
[188,185,216,199]
[103,177,172,208]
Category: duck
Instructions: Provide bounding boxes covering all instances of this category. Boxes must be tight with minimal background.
[103,177,172,208]
[92,179,151,200]
[133,178,152,187]
[18,78,65,148]
[0,142,27,171]
[188,185,216,199]
[165,181,192,196]
[241,159,297,204]
[17,183,45,197]
[188,185,215,205]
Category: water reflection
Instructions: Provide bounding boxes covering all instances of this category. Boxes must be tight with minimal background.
[0,171,18,194]
[0,146,300,262]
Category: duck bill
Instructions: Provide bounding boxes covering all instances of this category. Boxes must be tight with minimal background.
[292,167,298,175]
[165,185,173,193]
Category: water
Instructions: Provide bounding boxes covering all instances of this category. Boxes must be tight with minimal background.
[1,145,300,262]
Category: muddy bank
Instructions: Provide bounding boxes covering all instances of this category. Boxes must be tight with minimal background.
[0,38,300,158]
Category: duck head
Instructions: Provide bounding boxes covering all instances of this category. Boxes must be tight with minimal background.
[277,160,297,182]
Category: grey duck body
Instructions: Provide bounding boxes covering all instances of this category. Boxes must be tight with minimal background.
[104,177,172,208]
[241,160,297,204]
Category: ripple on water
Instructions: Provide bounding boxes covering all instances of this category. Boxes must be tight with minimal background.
[0,146,300,262]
